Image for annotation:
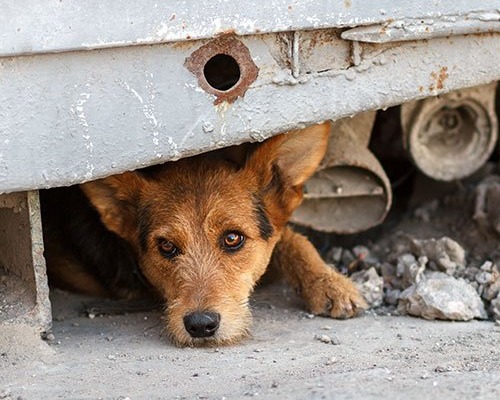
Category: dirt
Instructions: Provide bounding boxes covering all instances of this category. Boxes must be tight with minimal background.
[1,152,500,399]
[1,286,499,400]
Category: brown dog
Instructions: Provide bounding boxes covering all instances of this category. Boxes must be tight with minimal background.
[41,122,366,346]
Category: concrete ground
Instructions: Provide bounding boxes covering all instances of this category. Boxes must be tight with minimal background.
[1,285,499,400]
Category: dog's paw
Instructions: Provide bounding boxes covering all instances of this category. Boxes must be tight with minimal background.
[302,270,367,319]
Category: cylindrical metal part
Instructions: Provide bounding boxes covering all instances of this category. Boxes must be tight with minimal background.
[292,112,393,234]
[401,82,498,181]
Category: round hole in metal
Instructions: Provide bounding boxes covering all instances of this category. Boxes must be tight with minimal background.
[203,54,241,91]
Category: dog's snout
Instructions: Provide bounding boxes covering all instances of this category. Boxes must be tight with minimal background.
[183,311,220,338]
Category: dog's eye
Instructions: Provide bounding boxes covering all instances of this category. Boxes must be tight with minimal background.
[158,239,180,259]
[222,231,245,251]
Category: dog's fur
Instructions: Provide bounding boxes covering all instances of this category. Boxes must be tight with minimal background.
[41,122,366,346]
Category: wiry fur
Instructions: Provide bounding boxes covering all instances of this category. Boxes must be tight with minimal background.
[42,122,366,347]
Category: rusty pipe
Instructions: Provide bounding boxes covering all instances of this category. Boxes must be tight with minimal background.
[401,82,498,181]
[292,112,392,234]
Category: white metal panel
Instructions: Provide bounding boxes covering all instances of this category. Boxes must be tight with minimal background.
[1,31,498,193]
[1,0,499,56]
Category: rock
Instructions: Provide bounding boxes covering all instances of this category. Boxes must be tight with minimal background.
[385,289,401,306]
[341,249,355,269]
[326,247,343,264]
[398,272,488,321]
[352,245,379,264]
[473,176,500,235]
[477,264,500,301]
[490,295,500,320]
[381,262,399,288]
[351,267,384,307]
[396,254,426,289]
[410,237,466,275]
[314,334,340,345]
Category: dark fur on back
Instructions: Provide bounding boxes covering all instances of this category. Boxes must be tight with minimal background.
[40,186,150,297]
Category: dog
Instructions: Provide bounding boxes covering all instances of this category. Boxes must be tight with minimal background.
[41,121,366,347]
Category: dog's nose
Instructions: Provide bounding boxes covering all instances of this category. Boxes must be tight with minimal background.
[183,311,220,338]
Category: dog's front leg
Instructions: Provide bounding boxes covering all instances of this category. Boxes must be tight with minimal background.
[271,226,367,318]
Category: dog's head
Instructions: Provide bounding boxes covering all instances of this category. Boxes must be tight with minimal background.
[81,122,329,346]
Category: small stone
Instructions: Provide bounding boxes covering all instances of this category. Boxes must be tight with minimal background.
[410,237,466,275]
[473,176,500,235]
[107,355,117,360]
[305,313,315,319]
[315,334,340,345]
[341,250,355,268]
[490,294,500,320]
[396,254,426,289]
[327,247,343,264]
[320,326,332,331]
[43,333,55,342]
[475,271,493,285]
[325,357,336,365]
[88,313,96,319]
[434,365,452,373]
[385,289,401,306]
[352,246,370,261]
[480,261,493,272]
[381,263,399,288]
[481,265,499,301]
[398,272,488,321]
[351,267,384,307]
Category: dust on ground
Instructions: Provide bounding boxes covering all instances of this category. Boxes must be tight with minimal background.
[0,287,499,400]
[1,164,500,399]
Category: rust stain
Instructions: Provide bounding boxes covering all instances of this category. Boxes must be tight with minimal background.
[184,35,259,105]
[215,28,237,37]
[344,0,352,8]
[418,86,424,93]
[429,66,449,91]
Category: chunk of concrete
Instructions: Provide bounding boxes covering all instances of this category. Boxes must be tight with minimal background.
[351,267,384,307]
[476,263,500,301]
[396,254,427,289]
[410,237,466,275]
[490,295,500,321]
[398,272,488,321]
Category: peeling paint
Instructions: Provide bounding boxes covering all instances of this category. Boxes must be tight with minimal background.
[70,89,94,180]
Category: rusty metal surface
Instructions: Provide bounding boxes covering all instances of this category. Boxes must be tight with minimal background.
[0,6,499,193]
[342,11,500,43]
[185,36,259,105]
[0,191,51,331]
[2,1,499,57]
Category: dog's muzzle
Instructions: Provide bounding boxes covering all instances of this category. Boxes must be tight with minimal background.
[183,311,220,338]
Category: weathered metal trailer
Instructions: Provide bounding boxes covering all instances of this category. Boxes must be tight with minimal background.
[0,0,499,331]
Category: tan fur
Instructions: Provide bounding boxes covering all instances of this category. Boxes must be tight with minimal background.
[73,121,366,346]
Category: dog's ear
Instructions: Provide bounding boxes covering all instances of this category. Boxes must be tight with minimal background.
[247,121,330,187]
[244,121,330,221]
[80,172,148,242]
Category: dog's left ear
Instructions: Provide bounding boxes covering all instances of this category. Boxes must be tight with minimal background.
[245,121,330,218]
[81,172,148,242]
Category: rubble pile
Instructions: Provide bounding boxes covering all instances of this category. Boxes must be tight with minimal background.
[326,170,500,323]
